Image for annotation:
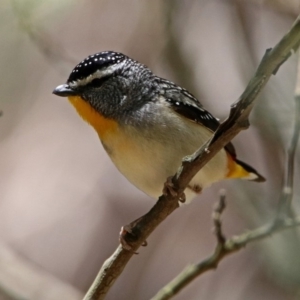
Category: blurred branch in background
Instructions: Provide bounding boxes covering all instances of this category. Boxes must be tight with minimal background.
[239,0,300,17]
[231,0,285,213]
[10,0,76,73]
[83,14,300,300]
[162,0,200,94]
[277,49,300,215]
[0,243,82,300]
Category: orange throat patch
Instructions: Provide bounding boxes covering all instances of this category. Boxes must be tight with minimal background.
[68,96,118,139]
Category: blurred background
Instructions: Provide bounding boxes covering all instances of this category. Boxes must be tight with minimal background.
[0,0,300,299]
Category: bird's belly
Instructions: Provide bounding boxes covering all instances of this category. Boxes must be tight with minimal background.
[103,132,170,198]
[101,126,228,201]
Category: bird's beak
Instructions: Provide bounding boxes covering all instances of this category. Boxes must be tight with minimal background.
[53,84,78,97]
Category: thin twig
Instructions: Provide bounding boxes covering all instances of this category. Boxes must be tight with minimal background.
[83,15,300,300]
[151,216,300,300]
[212,189,226,245]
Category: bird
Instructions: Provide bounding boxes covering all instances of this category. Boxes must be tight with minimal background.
[53,51,265,203]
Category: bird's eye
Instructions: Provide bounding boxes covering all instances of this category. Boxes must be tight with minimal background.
[88,77,109,87]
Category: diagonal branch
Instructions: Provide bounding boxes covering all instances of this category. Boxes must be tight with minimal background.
[150,48,300,300]
[83,15,300,300]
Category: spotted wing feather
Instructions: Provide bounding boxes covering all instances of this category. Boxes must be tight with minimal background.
[157,77,220,131]
[158,78,241,163]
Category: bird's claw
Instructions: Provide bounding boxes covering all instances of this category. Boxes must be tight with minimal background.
[119,218,148,252]
[163,176,186,203]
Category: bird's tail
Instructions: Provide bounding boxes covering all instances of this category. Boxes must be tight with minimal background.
[226,154,266,182]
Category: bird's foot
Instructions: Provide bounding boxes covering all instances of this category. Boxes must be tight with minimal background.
[119,217,148,252]
[163,176,186,203]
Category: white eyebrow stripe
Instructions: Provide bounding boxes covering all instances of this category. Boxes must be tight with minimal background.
[69,60,126,88]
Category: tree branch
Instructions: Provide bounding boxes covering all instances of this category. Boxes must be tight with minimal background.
[212,190,227,245]
[150,42,300,300]
[83,15,300,300]
[151,215,300,300]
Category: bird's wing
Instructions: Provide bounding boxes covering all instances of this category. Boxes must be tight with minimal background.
[158,77,239,157]
[158,78,220,131]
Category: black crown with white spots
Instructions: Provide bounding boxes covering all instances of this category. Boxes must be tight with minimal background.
[68,51,127,83]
